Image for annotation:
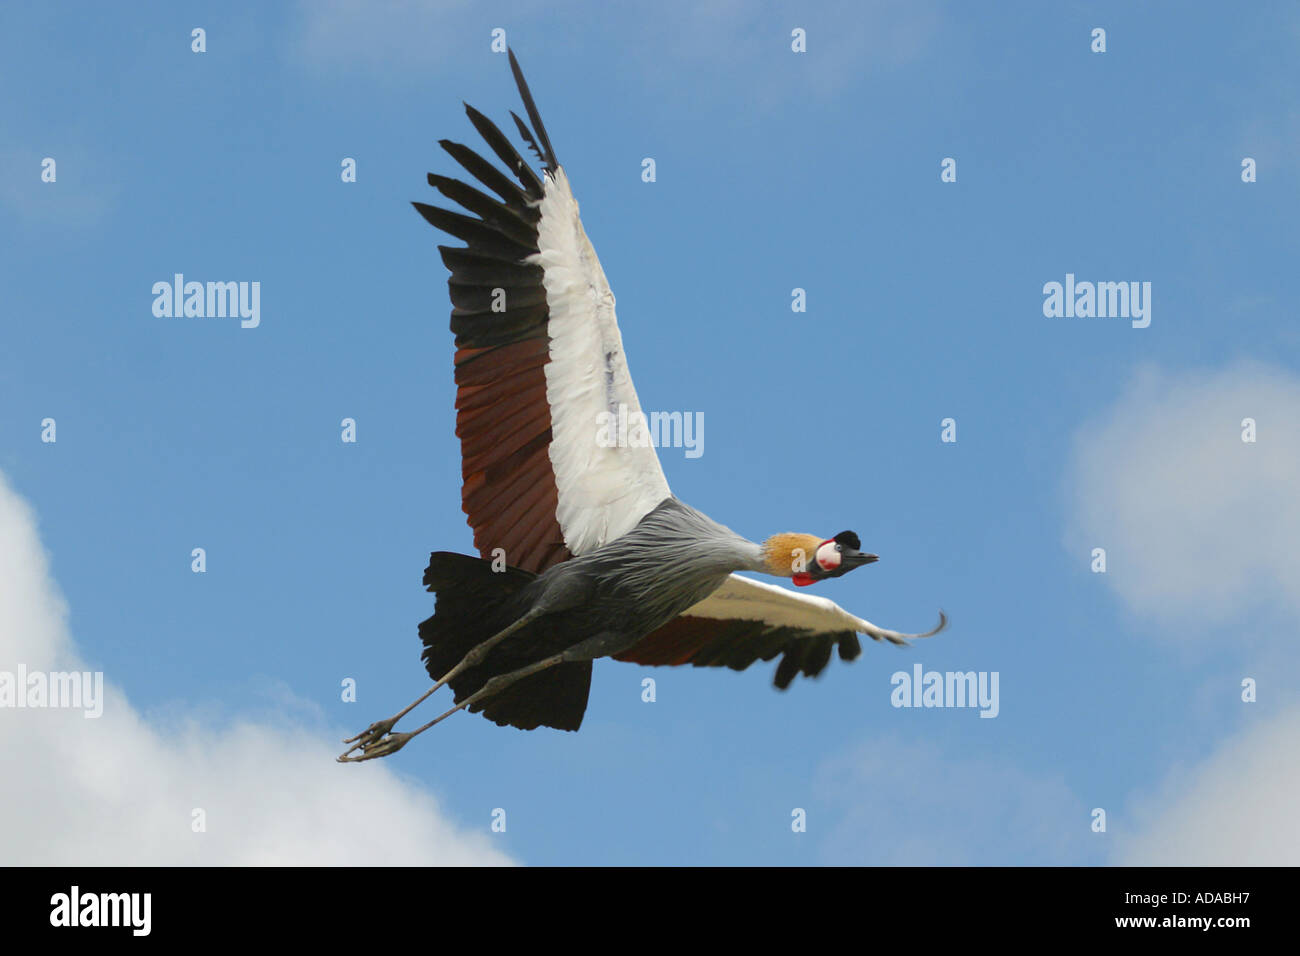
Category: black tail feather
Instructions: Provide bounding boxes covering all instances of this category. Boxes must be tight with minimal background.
[418,552,591,732]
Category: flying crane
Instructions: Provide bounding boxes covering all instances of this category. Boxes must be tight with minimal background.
[339,51,945,761]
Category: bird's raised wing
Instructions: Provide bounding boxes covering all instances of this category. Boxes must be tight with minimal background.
[613,574,947,688]
[414,50,671,574]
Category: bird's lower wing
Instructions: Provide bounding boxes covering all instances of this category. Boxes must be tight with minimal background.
[414,50,670,574]
[613,574,947,689]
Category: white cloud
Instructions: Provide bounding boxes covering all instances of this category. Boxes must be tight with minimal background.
[292,0,480,75]
[1117,708,1300,865]
[813,734,1089,865]
[1066,361,1300,629]
[0,145,118,228]
[290,0,939,99]
[1069,362,1300,865]
[620,0,940,96]
[0,472,512,865]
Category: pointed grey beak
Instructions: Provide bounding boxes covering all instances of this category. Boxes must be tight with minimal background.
[843,551,879,568]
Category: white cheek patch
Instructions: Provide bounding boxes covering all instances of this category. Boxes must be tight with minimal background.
[815,540,840,571]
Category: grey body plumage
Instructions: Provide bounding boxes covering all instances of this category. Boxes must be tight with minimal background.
[500,496,766,661]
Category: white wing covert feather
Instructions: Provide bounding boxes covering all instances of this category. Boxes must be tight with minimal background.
[684,574,947,646]
[530,167,672,555]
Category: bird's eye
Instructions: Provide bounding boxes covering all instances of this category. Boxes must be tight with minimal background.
[835,544,842,552]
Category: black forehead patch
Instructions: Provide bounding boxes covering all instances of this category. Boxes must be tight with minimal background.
[833,530,861,550]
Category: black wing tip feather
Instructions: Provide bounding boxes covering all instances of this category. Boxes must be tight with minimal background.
[510,111,547,167]
[506,47,558,171]
[413,48,559,246]
[459,101,546,199]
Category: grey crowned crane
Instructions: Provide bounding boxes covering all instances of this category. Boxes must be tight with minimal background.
[338,51,946,762]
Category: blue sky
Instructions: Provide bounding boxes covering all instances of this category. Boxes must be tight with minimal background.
[2,0,1298,865]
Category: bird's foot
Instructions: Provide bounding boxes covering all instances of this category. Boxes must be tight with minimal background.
[337,718,409,762]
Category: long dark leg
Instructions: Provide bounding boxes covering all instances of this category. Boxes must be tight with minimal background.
[338,651,569,761]
[337,607,545,762]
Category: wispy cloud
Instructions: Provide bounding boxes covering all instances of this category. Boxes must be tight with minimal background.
[0,144,119,228]
[1116,707,1300,865]
[1066,361,1300,630]
[813,734,1091,865]
[289,0,940,100]
[1067,361,1300,865]
[0,472,512,865]
[291,0,489,76]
